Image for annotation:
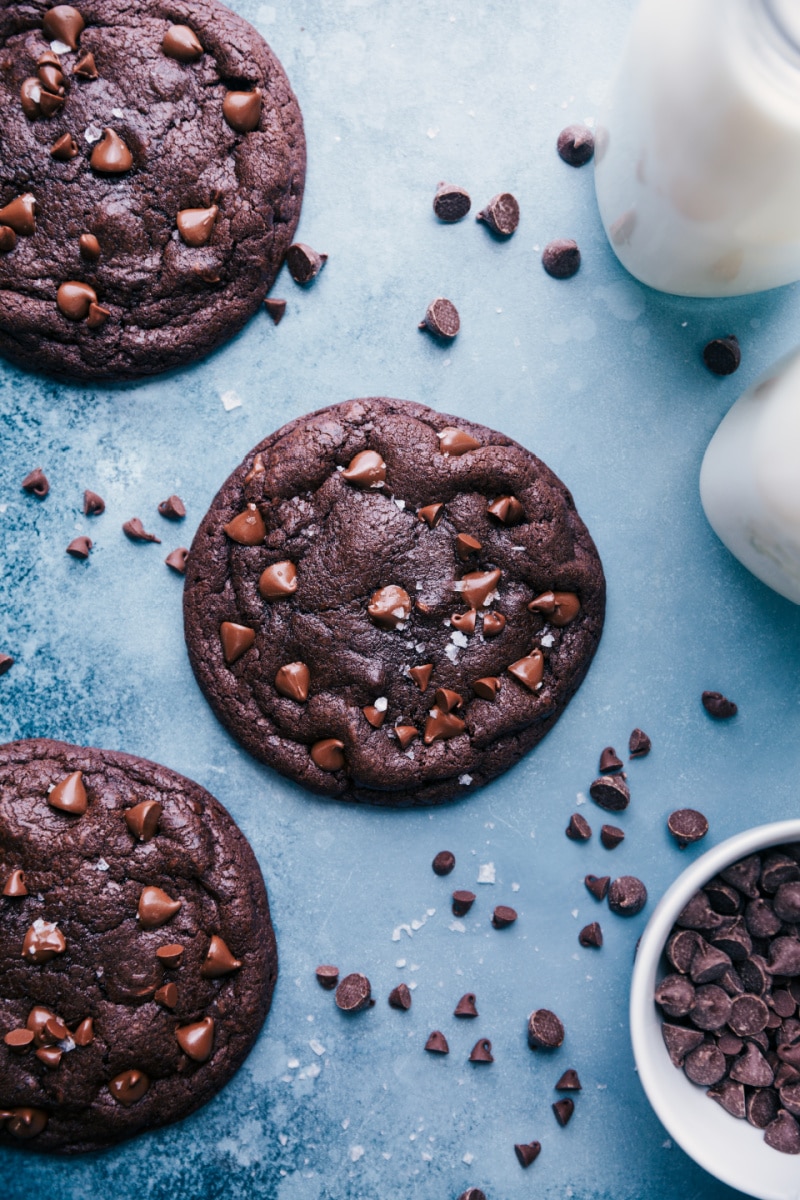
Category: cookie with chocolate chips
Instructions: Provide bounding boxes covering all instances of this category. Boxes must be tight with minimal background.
[0,738,276,1153]
[0,1,304,380]
[184,397,605,805]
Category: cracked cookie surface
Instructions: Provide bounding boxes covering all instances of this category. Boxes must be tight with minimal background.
[0,738,275,1154]
[0,0,305,380]
[184,397,606,806]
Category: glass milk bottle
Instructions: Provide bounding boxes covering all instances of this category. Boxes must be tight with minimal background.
[594,0,800,297]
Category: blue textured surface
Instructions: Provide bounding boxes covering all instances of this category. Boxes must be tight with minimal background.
[2,1,800,1197]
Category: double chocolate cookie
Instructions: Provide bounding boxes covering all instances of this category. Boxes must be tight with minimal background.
[0,1,305,380]
[0,739,276,1153]
[184,398,605,805]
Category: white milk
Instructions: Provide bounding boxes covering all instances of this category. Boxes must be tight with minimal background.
[700,348,800,603]
[595,0,800,297]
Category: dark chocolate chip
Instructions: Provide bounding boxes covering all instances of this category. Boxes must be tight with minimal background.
[765,1109,800,1154]
[740,955,771,995]
[165,548,190,574]
[747,1087,780,1129]
[542,239,580,279]
[717,1031,744,1056]
[433,182,471,222]
[454,993,478,1018]
[476,192,520,236]
[83,489,105,516]
[335,973,371,1012]
[557,124,595,167]
[286,243,327,285]
[599,746,623,773]
[514,1141,541,1168]
[773,882,800,923]
[772,990,797,1019]
[703,336,741,377]
[388,983,412,1010]
[628,728,651,758]
[779,1082,800,1117]
[469,1038,494,1063]
[702,690,737,719]
[0,654,13,676]
[662,1022,704,1067]
[425,1030,449,1054]
[566,813,591,841]
[607,876,647,917]
[721,854,761,899]
[492,905,517,929]
[456,1190,487,1200]
[690,984,732,1030]
[123,518,161,543]
[452,890,476,916]
[600,824,624,850]
[578,921,603,948]
[265,298,286,325]
[684,1042,727,1086]
[730,1042,774,1087]
[555,1069,582,1091]
[584,874,610,902]
[668,809,709,849]
[419,297,460,340]
[655,974,695,1018]
[690,942,732,985]
[761,853,800,893]
[676,891,723,932]
[718,964,746,997]
[710,917,752,962]
[66,536,92,560]
[432,850,455,876]
[589,775,630,812]
[729,993,770,1037]
[528,1009,564,1050]
[158,495,186,521]
[552,1098,574,1126]
[704,879,742,916]
[769,939,800,977]
[21,468,49,498]
[707,1079,746,1119]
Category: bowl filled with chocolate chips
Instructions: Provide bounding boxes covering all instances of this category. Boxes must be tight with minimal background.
[631,820,800,1200]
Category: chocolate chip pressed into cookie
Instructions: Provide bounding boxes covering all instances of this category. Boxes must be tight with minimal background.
[0,738,276,1153]
[0,1,305,380]
[184,397,605,805]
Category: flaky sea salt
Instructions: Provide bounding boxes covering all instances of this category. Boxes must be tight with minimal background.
[477,862,496,884]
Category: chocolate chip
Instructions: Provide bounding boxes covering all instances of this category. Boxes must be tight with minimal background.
[0,654,13,677]
[123,517,161,543]
[492,905,517,929]
[552,1098,574,1126]
[367,584,410,628]
[341,450,387,488]
[514,1141,541,1168]
[769,938,800,976]
[721,853,761,898]
[555,1069,581,1091]
[507,652,544,692]
[223,89,263,134]
[527,590,581,625]
[90,128,133,174]
[655,974,695,1018]
[482,612,506,637]
[224,504,266,545]
[557,124,595,166]
[628,728,651,758]
[765,1109,800,1154]
[476,192,520,236]
[419,297,460,340]
[600,825,624,850]
[310,738,345,772]
[702,690,737,719]
[710,917,752,962]
[717,1031,744,1056]
[729,994,770,1037]
[528,1009,564,1050]
[584,874,610,902]
[73,51,98,80]
[705,879,742,915]
[740,954,771,995]
[425,1030,449,1054]
[66,536,92,560]
[578,922,603,948]
[0,195,36,237]
[43,6,85,50]
[599,746,623,773]
[731,1042,774,1087]
[286,242,327,285]
[762,853,800,893]
[661,1022,704,1067]
[456,1190,486,1200]
[51,132,79,161]
[21,468,49,498]
[747,1087,780,1129]
[162,25,204,62]
[589,775,630,812]
[676,891,722,932]
[690,984,732,1030]
[772,990,797,1019]
[665,930,702,975]
[773,882,800,924]
[690,942,732,985]
[315,965,339,990]
[158,495,186,520]
[0,226,15,253]
[433,182,471,222]
[83,489,105,515]
[472,676,501,700]
[542,238,580,279]
[265,298,287,324]
[259,561,298,600]
[156,944,184,969]
[684,1042,727,1086]
[703,336,741,376]
[177,205,218,248]
[454,993,478,1018]
[335,973,371,1012]
[469,1038,494,1063]
[452,890,475,916]
[667,809,709,849]
[608,876,647,916]
[165,548,190,574]
[433,850,455,876]
[707,1080,746,1119]
[566,813,591,841]
[2,868,26,896]
[388,983,412,1010]
[48,770,87,815]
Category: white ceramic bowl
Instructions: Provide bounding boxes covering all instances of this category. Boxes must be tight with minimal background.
[630,820,800,1200]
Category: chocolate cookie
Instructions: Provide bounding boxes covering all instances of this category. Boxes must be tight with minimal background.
[0,1,305,380]
[184,397,605,805]
[0,738,276,1154]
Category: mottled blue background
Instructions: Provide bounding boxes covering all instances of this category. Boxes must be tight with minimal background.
[2,1,800,1197]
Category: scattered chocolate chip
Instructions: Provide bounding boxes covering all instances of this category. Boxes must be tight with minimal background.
[315,965,339,990]
[4,1029,34,1052]
[36,1045,63,1069]
[703,335,741,376]
[0,225,16,253]
[175,1017,215,1063]
[2,868,26,896]
[265,297,287,324]
[368,584,411,628]
[43,5,85,50]
[22,920,66,963]
[662,1022,704,1067]
[79,233,101,262]
[433,850,456,876]
[158,495,186,520]
[507,652,544,692]
[492,905,517,929]
[708,1079,746,1119]
[585,874,610,902]
[419,296,460,340]
[90,128,133,174]
[0,654,13,677]
[224,504,267,545]
[542,238,580,279]
[124,799,162,842]
[552,1098,574,1126]
[155,982,178,1009]
[418,502,444,527]
[138,886,181,929]
[705,879,742,915]
[200,935,241,979]
[600,824,624,850]
[469,1038,494,1063]
[455,533,482,560]
[66,536,92,560]
[765,1109,800,1154]
[0,195,36,236]
[425,1030,449,1054]
[123,517,161,544]
[527,590,581,626]
[177,205,218,248]
[82,489,105,516]
[455,992,478,1018]
[310,738,345,772]
[394,725,419,750]
[473,676,501,701]
[599,746,623,773]
[388,983,411,1010]
[223,88,262,133]
[482,612,506,637]
[286,242,326,285]
[21,468,49,498]
[423,708,466,745]
[557,124,595,166]
[73,50,98,80]
[607,876,647,916]
[514,1141,541,1168]
[684,1042,727,1086]
[51,132,79,161]
[655,974,696,1018]
[690,983,732,1030]
[48,770,87,815]
[259,561,298,600]
[702,690,737,719]
[165,548,190,574]
[528,1009,564,1050]
[486,495,524,525]
[628,728,651,758]
[476,192,520,236]
[335,972,371,1012]
[589,775,630,812]
[433,181,471,222]
[579,921,603,948]
[156,944,184,969]
[452,890,476,916]
[162,24,204,62]
[566,813,591,841]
